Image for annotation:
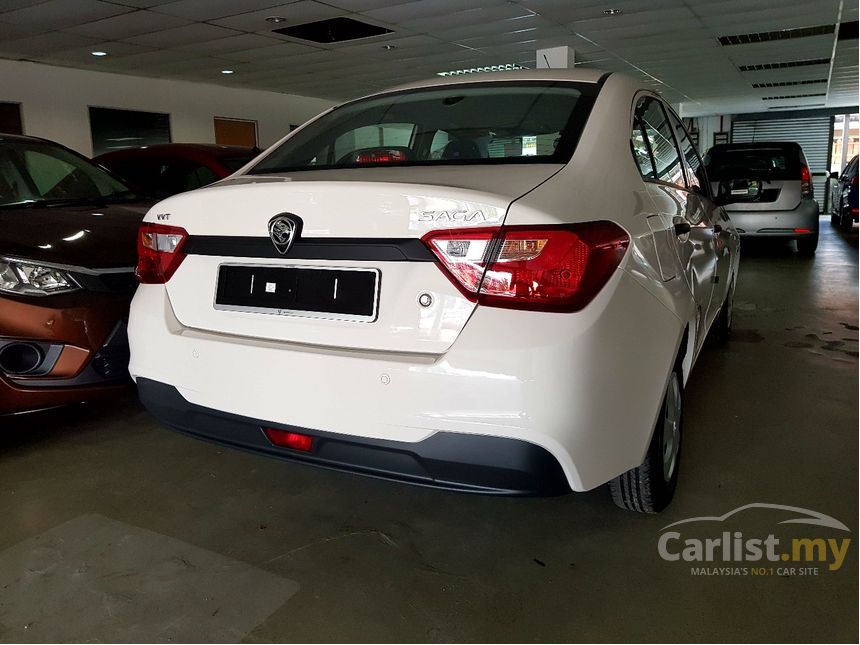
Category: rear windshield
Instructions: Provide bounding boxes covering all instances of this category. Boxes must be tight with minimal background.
[704,146,801,181]
[249,81,597,174]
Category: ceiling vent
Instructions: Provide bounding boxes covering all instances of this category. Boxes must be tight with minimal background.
[738,58,830,72]
[768,104,826,110]
[838,20,859,40]
[761,93,827,100]
[751,78,828,88]
[273,17,393,43]
[718,24,834,46]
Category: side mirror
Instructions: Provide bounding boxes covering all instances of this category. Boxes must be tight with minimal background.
[715,178,761,206]
[830,171,839,179]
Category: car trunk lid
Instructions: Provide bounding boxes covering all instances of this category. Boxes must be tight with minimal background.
[162,165,560,354]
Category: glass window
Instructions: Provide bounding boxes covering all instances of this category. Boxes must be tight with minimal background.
[221,155,255,172]
[0,102,23,135]
[667,110,704,191]
[631,113,656,178]
[89,107,171,156]
[704,146,801,181]
[333,123,415,163]
[249,82,596,173]
[636,98,685,187]
[0,139,131,207]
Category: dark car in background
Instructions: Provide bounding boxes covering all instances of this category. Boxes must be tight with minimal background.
[0,133,151,415]
[830,154,858,232]
[704,142,820,255]
[95,144,257,200]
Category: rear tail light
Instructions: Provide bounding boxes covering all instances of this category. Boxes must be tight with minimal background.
[136,223,188,284]
[800,164,813,198]
[264,428,314,452]
[423,222,629,312]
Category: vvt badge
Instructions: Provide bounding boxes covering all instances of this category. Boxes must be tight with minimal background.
[268,214,301,255]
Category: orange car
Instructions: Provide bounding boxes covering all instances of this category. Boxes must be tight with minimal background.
[1,134,151,415]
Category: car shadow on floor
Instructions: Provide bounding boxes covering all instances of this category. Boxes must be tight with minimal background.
[0,389,143,454]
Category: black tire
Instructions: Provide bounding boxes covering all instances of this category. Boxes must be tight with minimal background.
[609,370,682,513]
[796,233,818,256]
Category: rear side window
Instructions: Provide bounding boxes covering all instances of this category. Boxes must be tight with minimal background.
[704,146,800,181]
[249,81,597,173]
[634,97,686,188]
[666,110,706,191]
[630,113,656,178]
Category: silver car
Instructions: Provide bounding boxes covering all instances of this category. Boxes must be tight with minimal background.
[703,142,819,255]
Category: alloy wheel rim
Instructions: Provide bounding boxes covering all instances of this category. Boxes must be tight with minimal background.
[662,374,682,482]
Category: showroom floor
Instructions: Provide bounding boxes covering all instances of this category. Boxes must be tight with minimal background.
[0,219,857,643]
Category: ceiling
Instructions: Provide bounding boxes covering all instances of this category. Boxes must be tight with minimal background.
[0,0,856,116]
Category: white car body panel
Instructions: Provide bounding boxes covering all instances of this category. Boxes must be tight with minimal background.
[128,69,739,493]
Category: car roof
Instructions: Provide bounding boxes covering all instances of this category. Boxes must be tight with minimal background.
[366,68,610,98]
[95,143,256,160]
[0,132,64,146]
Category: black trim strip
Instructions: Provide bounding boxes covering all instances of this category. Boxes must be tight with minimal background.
[183,235,436,261]
[137,378,571,496]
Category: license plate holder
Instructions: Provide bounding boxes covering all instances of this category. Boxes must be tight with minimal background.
[214,264,380,322]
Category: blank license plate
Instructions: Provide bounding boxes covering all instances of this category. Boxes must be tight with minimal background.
[215,265,379,321]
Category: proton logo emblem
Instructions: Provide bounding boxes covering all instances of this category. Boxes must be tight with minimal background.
[268,214,301,255]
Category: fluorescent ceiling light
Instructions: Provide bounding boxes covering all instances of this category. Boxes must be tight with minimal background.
[91,51,108,57]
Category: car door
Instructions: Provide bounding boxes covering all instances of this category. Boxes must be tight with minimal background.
[841,156,858,210]
[634,96,718,350]
[665,106,730,326]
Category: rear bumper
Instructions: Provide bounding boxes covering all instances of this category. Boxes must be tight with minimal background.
[137,377,570,495]
[0,292,131,415]
[727,200,819,237]
[128,270,685,492]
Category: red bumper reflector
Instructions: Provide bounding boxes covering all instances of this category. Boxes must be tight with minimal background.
[264,428,314,452]
[793,228,812,234]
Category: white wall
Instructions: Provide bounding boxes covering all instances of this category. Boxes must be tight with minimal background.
[689,114,734,154]
[0,59,334,157]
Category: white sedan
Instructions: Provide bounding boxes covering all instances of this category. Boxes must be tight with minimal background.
[128,69,739,512]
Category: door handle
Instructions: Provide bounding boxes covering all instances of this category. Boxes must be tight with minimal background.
[673,218,692,236]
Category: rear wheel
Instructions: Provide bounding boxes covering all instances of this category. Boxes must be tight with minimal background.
[609,370,682,513]
[796,233,818,256]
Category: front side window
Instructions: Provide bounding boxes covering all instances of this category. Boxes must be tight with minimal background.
[249,82,596,173]
[635,97,686,188]
[0,140,132,207]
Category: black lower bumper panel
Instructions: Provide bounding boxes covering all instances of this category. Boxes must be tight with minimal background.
[137,378,570,496]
